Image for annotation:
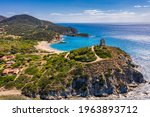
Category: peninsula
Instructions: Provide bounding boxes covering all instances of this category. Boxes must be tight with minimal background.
[0,14,145,100]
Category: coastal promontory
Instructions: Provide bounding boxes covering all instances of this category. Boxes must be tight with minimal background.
[0,39,145,99]
[0,14,145,100]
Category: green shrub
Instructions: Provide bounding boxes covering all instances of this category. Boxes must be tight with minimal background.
[4,81,15,89]
[0,38,37,54]
[45,56,76,73]
[0,75,16,87]
[15,75,31,89]
[22,83,38,98]
[94,46,112,58]
[69,47,96,62]
[38,77,52,89]
[25,66,39,75]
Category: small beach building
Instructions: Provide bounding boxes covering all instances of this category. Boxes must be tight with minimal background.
[5,61,15,67]
[0,55,15,61]
[2,68,20,75]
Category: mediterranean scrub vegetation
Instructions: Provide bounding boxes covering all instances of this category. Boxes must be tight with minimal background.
[0,14,144,99]
[0,14,77,41]
[68,47,97,62]
[0,75,16,87]
[0,42,143,99]
[94,45,112,58]
[0,38,37,55]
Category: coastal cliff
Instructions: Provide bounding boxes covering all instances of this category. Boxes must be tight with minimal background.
[36,45,145,99]
[0,14,145,100]
[0,38,145,99]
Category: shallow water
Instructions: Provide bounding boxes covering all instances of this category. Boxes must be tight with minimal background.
[51,23,150,99]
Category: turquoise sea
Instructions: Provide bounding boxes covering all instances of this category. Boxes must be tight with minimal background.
[51,23,150,99]
[51,23,150,79]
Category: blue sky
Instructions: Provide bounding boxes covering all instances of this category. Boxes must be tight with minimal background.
[0,0,150,23]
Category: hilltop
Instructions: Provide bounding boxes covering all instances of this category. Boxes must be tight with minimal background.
[0,14,77,41]
[0,40,145,99]
[0,15,6,22]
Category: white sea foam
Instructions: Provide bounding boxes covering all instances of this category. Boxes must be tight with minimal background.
[120,83,150,100]
[133,58,150,81]
[131,49,150,81]
[90,48,150,100]
[110,35,150,43]
[122,48,150,100]
[109,34,150,81]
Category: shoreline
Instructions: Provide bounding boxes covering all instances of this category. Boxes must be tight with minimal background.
[35,35,65,54]
[35,41,64,54]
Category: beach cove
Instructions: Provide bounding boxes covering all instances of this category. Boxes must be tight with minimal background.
[35,41,64,54]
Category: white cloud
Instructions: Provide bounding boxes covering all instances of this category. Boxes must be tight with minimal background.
[134,5,150,8]
[134,5,142,8]
[50,12,83,16]
[7,12,16,15]
[143,5,150,7]
[68,13,83,16]
[50,13,62,16]
[84,9,104,15]
[82,10,136,19]
[48,9,150,23]
[23,11,30,14]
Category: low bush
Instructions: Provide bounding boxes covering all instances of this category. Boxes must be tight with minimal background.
[69,47,96,62]
[94,46,112,58]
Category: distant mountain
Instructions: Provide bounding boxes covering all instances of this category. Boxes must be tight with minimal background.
[0,15,6,22]
[0,14,77,41]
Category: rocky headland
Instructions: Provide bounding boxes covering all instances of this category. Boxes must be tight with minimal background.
[24,40,145,100]
[0,14,145,100]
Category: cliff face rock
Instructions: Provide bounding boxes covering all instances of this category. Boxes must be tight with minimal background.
[29,46,145,100]
[38,66,145,100]
[68,67,144,98]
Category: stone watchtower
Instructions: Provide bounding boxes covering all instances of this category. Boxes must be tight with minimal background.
[100,38,106,46]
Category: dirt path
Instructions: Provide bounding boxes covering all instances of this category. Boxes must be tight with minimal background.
[0,89,21,96]
[64,52,70,59]
[90,46,103,63]
[63,46,104,64]
[14,67,26,81]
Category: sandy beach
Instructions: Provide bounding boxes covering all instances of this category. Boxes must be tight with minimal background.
[35,41,64,54]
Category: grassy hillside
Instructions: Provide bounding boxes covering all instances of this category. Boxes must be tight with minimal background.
[0,15,6,21]
[0,38,37,56]
[0,14,143,99]
[0,39,145,99]
[0,14,77,41]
